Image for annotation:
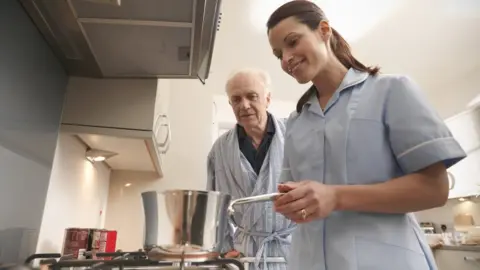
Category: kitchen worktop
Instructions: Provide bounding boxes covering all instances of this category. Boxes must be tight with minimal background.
[432,244,480,252]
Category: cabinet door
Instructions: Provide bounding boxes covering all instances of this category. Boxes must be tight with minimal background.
[63,77,157,131]
[434,249,480,270]
[445,107,480,154]
[155,79,171,116]
[445,108,480,199]
[448,149,480,199]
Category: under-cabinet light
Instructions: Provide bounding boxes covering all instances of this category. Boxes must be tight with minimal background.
[85,148,118,163]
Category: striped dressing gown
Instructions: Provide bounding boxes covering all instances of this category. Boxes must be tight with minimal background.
[207,115,296,270]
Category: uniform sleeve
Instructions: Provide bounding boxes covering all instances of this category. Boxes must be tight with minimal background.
[279,113,296,182]
[206,148,234,252]
[385,76,467,174]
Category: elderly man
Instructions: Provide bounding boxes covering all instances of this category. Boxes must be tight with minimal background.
[206,68,295,270]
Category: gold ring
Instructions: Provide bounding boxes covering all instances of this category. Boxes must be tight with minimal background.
[300,209,307,220]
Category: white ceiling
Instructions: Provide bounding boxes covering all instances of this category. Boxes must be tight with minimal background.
[207,0,480,119]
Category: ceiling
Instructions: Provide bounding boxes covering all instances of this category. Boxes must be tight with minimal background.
[206,0,480,119]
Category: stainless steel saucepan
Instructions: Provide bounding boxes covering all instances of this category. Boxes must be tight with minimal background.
[141,190,281,261]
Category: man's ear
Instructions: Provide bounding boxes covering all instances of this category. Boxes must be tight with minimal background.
[266,92,271,107]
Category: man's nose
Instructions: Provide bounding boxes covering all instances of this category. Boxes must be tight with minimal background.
[239,98,250,109]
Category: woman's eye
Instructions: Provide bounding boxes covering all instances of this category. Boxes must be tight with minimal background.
[288,39,298,47]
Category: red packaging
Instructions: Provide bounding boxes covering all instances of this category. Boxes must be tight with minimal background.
[103,230,117,260]
[62,228,117,260]
[87,229,107,259]
[98,229,108,253]
[62,228,90,259]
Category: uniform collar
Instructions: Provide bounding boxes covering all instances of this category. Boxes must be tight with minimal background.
[237,112,275,141]
[305,68,369,107]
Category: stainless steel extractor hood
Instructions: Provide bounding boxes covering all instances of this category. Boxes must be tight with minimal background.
[19,0,222,84]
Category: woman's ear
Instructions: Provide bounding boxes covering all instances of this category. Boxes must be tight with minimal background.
[319,20,332,41]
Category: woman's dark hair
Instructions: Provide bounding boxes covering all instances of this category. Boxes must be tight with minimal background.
[267,0,380,113]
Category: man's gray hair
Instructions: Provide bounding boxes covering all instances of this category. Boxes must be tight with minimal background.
[225,67,272,94]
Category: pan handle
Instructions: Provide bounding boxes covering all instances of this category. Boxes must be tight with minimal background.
[227,193,283,229]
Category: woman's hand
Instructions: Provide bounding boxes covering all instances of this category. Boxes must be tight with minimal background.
[223,249,241,258]
[274,181,337,223]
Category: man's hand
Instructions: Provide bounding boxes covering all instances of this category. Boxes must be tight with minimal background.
[224,250,241,258]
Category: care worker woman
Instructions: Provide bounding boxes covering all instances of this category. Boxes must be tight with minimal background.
[267,1,467,270]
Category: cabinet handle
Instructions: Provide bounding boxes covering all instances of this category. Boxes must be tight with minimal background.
[447,171,456,190]
[464,256,480,263]
[154,114,171,154]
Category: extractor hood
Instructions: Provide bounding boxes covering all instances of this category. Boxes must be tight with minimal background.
[19,0,222,84]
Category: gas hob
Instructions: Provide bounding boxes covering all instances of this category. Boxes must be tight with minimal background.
[17,251,244,270]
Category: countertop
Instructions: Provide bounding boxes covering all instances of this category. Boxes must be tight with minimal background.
[431,244,480,252]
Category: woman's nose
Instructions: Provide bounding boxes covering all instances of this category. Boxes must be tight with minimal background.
[283,53,293,64]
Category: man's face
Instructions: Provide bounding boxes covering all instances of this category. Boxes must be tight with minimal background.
[227,74,271,129]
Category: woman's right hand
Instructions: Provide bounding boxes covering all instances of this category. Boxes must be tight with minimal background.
[275,181,338,223]
[224,249,241,258]
[278,183,295,193]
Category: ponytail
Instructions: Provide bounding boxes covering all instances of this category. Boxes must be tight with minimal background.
[330,28,380,76]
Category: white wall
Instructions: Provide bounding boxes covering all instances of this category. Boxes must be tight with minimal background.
[104,79,214,250]
[104,170,160,251]
[36,134,111,254]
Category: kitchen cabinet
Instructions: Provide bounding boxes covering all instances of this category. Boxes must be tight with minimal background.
[445,107,480,154]
[155,79,171,118]
[448,149,480,199]
[445,107,480,199]
[62,77,158,131]
[61,77,171,177]
[434,249,480,270]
